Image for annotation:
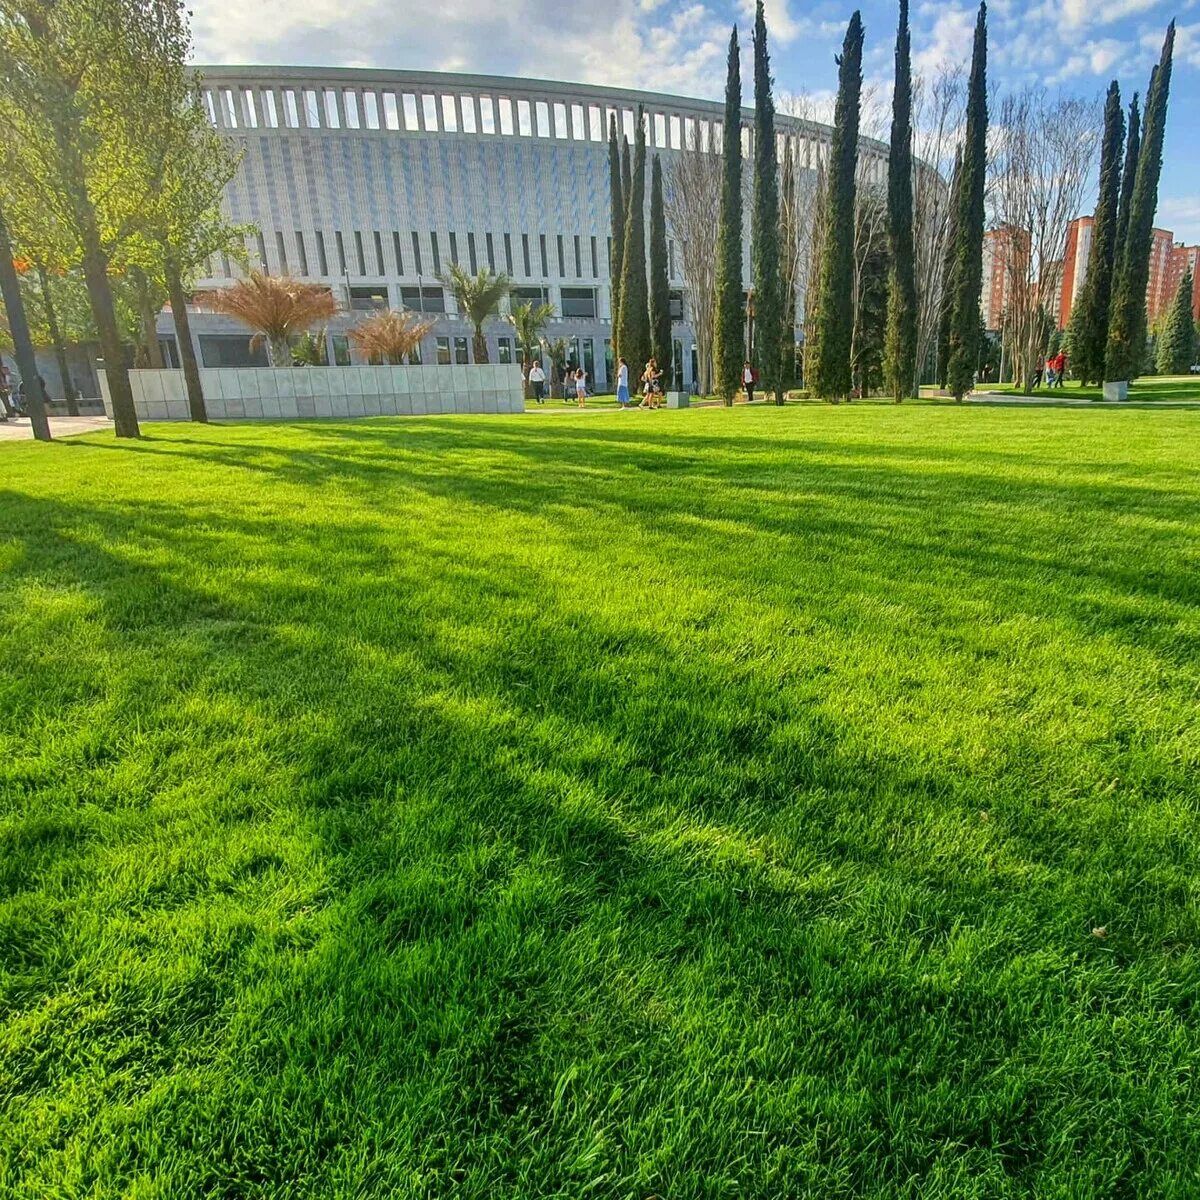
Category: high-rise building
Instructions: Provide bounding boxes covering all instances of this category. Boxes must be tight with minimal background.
[1163,243,1200,322]
[980,225,1031,331]
[1146,227,1176,325]
[1059,216,1093,328]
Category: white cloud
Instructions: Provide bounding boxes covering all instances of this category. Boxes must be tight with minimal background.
[1060,0,1161,28]
[737,0,804,44]
[912,6,976,77]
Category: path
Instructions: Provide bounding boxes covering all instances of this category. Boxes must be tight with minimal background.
[0,415,112,442]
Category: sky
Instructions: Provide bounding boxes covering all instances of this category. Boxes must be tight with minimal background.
[190,0,1200,243]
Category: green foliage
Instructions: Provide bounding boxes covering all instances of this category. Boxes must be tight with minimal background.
[713,26,744,403]
[608,115,625,334]
[812,12,864,401]
[291,330,328,367]
[1112,94,1141,285]
[779,138,798,392]
[1107,24,1174,383]
[854,195,890,395]
[439,264,513,363]
[648,156,671,373]
[945,3,988,401]
[1068,83,1124,386]
[936,147,962,389]
[751,0,782,403]
[615,108,650,379]
[884,0,918,401]
[507,300,553,368]
[1156,269,1194,374]
[5,407,1200,1195]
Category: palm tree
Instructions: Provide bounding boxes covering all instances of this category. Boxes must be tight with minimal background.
[348,309,434,364]
[201,272,339,366]
[507,299,554,394]
[544,336,569,399]
[438,264,512,363]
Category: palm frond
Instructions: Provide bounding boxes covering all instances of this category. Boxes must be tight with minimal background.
[201,272,339,345]
[439,264,513,327]
[348,309,434,364]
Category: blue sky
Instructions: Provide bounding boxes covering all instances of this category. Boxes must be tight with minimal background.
[191,0,1200,241]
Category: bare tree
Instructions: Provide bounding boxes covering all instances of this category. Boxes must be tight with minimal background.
[988,89,1098,389]
[665,144,722,395]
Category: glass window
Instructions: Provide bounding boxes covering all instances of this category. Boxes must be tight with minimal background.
[222,89,238,128]
[199,334,269,368]
[460,96,476,133]
[684,117,696,150]
[583,338,595,381]
[430,231,440,274]
[354,231,366,275]
[589,105,602,141]
[590,236,598,279]
[332,335,351,366]
[574,235,582,278]
[363,91,379,129]
[392,231,404,273]
[421,94,439,130]
[498,97,514,135]
[202,90,217,124]
[303,89,320,127]
[521,234,530,277]
[343,90,360,128]
[536,101,550,138]
[560,288,596,318]
[262,89,278,128]
[454,336,469,364]
[485,232,495,272]
[324,89,340,128]
[335,231,347,274]
[654,112,666,147]
[571,104,585,140]
[479,96,495,133]
[255,231,268,270]
[553,102,568,138]
[349,284,388,310]
[556,234,565,277]
[700,120,710,152]
[243,89,258,127]
[441,94,457,132]
[436,336,451,365]
[741,126,750,157]
[539,234,548,277]
[402,94,420,131]
[373,231,385,275]
[497,337,513,364]
[410,232,422,274]
[512,285,551,307]
[467,232,477,273]
[517,100,532,136]
[622,109,634,141]
[670,114,681,150]
[283,89,299,128]
[316,231,329,275]
[503,233,513,274]
[383,92,399,130]
[449,231,458,266]
[274,230,289,272]
[295,231,309,275]
[399,285,445,312]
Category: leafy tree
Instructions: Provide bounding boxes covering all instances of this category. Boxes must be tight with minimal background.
[0,203,50,439]
[648,155,671,374]
[1107,24,1174,384]
[1067,81,1124,385]
[616,107,650,379]
[884,0,918,401]
[202,272,339,366]
[812,12,864,402]
[1112,94,1140,280]
[291,330,328,367]
[936,146,962,389]
[608,115,625,333]
[439,264,512,363]
[1156,269,1194,374]
[713,25,744,404]
[751,0,783,404]
[34,262,78,411]
[944,2,988,401]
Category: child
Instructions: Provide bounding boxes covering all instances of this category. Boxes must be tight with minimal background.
[574,367,587,407]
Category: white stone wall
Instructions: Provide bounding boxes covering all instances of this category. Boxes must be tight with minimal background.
[99,364,525,421]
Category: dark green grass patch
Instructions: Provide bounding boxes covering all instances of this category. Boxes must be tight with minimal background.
[2,406,1199,1197]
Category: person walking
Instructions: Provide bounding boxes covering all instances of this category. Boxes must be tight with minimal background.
[0,361,13,420]
[742,360,756,404]
[574,366,587,407]
[527,359,546,404]
[615,357,631,408]
[1052,350,1066,388]
[640,359,662,409]
[1031,356,1044,389]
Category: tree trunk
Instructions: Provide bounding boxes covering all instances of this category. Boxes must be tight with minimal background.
[165,257,206,422]
[37,263,79,416]
[81,241,139,438]
[0,206,51,440]
[472,326,489,363]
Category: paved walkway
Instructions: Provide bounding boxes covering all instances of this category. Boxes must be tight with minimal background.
[0,415,112,442]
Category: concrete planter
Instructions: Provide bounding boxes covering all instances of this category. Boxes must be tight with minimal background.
[665,391,690,409]
[1102,380,1129,402]
[99,364,526,422]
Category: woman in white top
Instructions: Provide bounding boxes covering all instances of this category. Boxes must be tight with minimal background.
[616,358,630,407]
[574,367,588,406]
[742,360,755,404]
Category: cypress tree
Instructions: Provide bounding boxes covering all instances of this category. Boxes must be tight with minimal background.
[621,138,632,232]
[936,146,962,388]
[616,107,651,381]
[1156,268,1194,374]
[751,0,783,404]
[779,136,798,391]
[812,11,863,402]
[608,114,625,339]
[713,25,744,404]
[1107,23,1174,384]
[885,0,917,401]
[1067,81,1123,386]
[945,2,988,402]
[649,154,671,374]
[1112,94,1140,277]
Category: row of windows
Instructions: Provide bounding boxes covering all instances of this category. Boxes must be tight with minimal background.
[201,81,867,172]
[208,227,681,288]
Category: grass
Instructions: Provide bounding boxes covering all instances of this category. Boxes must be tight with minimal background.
[3,405,1200,1198]
[973,374,1200,403]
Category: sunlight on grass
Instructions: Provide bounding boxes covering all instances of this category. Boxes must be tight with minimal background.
[2,405,1199,1196]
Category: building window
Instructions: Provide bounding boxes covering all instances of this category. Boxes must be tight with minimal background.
[670,114,681,150]
[335,231,347,275]
[402,94,420,130]
[382,92,399,130]
[669,289,684,321]
[295,231,309,276]
[324,89,340,128]
[560,287,596,319]
[316,231,329,275]
[436,336,451,365]
[255,231,269,271]
[243,89,258,127]
[556,234,565,277]
[275,230,289,273]
[654,112,666,147]
[517,99,532,136]
[485,232,496,272]
[589,105,602,141]
[354,231,366,275]
[468,232,478,273]
[363,91,379,129]
[332,335,351,366]
[460,95,476,133]
[449,231,459,266]
[262,90,278,128]
[421,94,439,130]
[553,103,568,138]
[283,89,299,128]
[539,234,548,277]
[220,89,239,128]
[571,104,585,140]
[441,94,457,131]
[400,285,445,313]
[343,90,360,128]
[303,89,320,127]
[202,90,217,124]
[199,334,268,368]
[521,234,531,277]
[392,231,404,274]
[583,337,595,381]
[410,232,423,275]
[499,97,514,135]
[454,336,469,364]
[590,236,598,279]
[479,96,495,133]
[512,285,551,307]
[503,233,513,275]
[373,231,385,275]
[497,337,513,364]
[430,232,441,274]
[574,235,582,278]
[349,285,388,310]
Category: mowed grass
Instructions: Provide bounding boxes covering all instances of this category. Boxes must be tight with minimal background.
[2,406,1200,1198]
[974,374,1200,403]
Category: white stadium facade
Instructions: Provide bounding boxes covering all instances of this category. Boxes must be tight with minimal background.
[168,67,911,391]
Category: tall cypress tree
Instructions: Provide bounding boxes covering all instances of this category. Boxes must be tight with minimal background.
[945,2,988,402]
[751,0,783,404]
[1156,268,1194,374]
[608,114,625,340]
[779,136,798,391]
[1067,81,1123,386]
[1107,23,1174,384]
[885,0,917,401]
[649,154,671,374]
[937,146,962,388]
[621,138,632,233]
[616,107,651,381]
[812,11,863,401]
[713,25,744,404]
[1112,94,1140,278]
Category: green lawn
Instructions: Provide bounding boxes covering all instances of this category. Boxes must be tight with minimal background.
[974,374,1200,403]
[3,407,1199,1197]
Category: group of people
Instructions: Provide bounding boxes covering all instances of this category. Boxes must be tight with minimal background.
[1033,351,1068,389]
[0,361,47,420]
[526,360,591,407]
[615,358,665,409]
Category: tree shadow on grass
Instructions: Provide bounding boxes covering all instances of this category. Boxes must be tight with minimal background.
[3,485,1200,1196]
